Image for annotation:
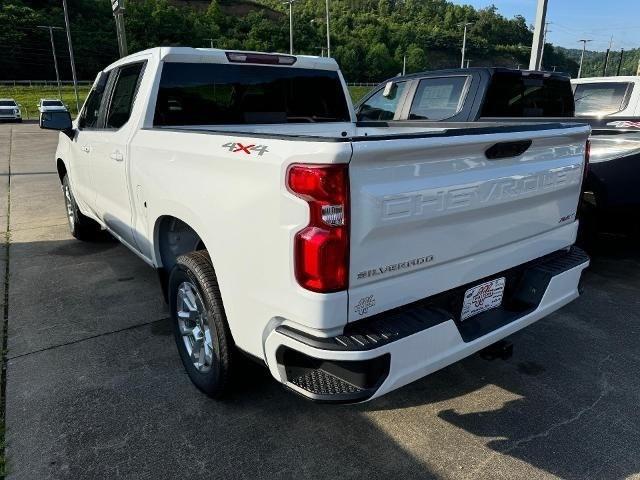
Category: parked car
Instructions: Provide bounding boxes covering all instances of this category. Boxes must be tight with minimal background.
[38,99,68,114]
[40,47,590,403]
[571,76,640,232]
[0,98,22,122]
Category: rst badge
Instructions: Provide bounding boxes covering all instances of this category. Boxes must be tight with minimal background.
[222,142,269,156]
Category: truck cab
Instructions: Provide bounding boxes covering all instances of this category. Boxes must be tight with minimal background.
[355,67,575,122]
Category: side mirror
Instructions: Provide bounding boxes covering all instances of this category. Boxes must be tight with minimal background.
[382,81,397,98]
[40,111,73,138]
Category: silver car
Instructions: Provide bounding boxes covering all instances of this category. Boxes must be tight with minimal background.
[0,98,22,122]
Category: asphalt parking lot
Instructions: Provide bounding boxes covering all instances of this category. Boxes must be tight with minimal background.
[1,122,640,480]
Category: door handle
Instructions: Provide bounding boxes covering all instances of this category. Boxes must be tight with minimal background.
[80,145,91,153]
[110,150,124,162]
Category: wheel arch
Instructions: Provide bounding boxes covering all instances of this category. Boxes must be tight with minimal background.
[154,215,207,272]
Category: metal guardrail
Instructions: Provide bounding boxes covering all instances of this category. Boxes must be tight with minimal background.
[0,80,93,86]
[347,82,378,87]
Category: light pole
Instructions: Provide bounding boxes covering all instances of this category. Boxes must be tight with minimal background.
[283,0,295,54]
[62,0,80,114]
[37,25,64,99]
[111,0,128,58]
[325,0,330,57]
[458,22,473,69]
[577,39,592,78]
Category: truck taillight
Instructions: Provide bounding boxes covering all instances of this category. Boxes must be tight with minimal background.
[287,164,349,293]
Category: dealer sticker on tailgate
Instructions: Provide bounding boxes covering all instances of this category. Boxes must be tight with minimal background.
[461,277,506,321]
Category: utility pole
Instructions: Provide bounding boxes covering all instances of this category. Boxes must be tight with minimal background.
[111,0,128,57]
[602,36,613,76]
[539,21,551,69]
[62,0,80,114]
[577,39,592,78]
[458,22,473,69]
[617,49,624,76]
[37,25,63,100]
[205,38,215,48]
[402,55,406,75]
[466,59,471,68]
[283,0,295,54]
[325,0,330,58]
[529,0,548,70]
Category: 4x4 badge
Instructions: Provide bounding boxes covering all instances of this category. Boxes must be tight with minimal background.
[222,142,269,156]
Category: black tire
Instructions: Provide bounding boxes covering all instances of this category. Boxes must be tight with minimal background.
[169,250,234,398]
[62,174,101,240]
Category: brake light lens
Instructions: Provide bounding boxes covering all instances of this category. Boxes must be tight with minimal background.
[287,164,349,293]
[226,52,297,65]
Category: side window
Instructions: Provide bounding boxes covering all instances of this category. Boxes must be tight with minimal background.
[409,76,468,120]
[357,82,407,121]
[78,73,109,129]
[105,62,145,129]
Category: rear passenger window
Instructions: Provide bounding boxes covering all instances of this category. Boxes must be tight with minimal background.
[357,82,406,121]
[105,62,145,129]
[409,76,468,120]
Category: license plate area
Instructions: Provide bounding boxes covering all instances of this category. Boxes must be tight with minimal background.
[461,277,506,321]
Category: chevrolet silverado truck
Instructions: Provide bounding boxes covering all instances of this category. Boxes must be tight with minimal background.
[40,48,590,403]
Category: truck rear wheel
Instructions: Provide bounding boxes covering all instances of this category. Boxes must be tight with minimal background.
[169,250,233,398]
[62,174,101,240]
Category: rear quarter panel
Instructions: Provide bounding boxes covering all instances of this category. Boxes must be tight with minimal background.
[128,129,352,357]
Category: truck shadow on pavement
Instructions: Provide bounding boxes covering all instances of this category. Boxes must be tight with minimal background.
[5,234,640,479]
[361,233,640,479]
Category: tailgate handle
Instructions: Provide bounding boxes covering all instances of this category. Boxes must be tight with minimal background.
[485,140,532,160]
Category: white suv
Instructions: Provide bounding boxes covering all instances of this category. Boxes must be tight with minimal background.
[0,98,22,122]
[38,98,68,114]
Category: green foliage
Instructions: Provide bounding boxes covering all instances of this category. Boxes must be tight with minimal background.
[0,84,91,119]
[1,0,586,82]
[557,46,640,77]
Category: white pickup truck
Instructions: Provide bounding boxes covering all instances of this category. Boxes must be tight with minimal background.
[40,47,590,403]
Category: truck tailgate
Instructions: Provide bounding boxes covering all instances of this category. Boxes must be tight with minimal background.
[348,124,590,321]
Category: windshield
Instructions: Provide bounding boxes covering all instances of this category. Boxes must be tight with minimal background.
[573,82,632,116]
[43,100,63,106]
[0,101,16,107]
[481,72,575,117]
[154,62,350,126]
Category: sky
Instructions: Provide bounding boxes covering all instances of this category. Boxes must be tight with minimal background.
[450,0,640,51]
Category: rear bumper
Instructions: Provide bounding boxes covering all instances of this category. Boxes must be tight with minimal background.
[264,247,589,403]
